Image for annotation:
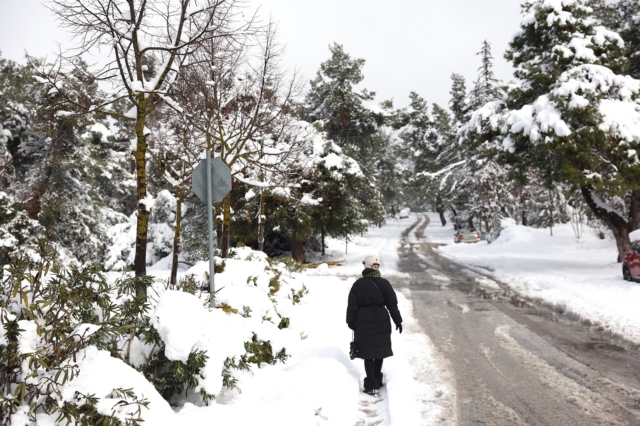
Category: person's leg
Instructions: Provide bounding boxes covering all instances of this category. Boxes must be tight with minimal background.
[374,359,384,388]
[363,359,378,394]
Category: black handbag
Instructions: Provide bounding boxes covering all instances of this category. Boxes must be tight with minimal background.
[349,331,358,360]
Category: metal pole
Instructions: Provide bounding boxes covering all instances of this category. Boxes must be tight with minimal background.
[206,149,215,306]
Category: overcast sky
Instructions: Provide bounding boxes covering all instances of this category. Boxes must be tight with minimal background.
[0,0,523,110]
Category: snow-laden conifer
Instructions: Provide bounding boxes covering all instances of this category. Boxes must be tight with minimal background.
[494,0,640,259]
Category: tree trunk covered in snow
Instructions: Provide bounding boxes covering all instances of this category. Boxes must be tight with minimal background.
[581,186,640,262]
[291,229,306,263]
[170,189,183,286]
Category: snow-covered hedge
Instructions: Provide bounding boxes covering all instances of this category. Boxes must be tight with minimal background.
[0,245,308,425]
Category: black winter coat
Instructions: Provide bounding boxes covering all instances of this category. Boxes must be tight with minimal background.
[346,269,403,359]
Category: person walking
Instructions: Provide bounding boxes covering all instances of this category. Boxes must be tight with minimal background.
[346,254,403,395]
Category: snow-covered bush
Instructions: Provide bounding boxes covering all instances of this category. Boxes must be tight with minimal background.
[0,246,154,425]
[1,244,309,423]
[147,190,177,265]
[0,191,45,265]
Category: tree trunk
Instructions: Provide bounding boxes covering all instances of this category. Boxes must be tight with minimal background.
[291,229,306,263]
[437,207,447,226]
[321,227,326,256]
[522,210,528,227]
[257,191,265,252]
[341,108,350,147]
[170,189,183,286]
[468,216,474,229]
[581,185,633,262]
[133,111,149,297]
[548,189,554,236]
[221,193,231,258]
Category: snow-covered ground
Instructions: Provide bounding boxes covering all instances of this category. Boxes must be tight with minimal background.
[5,214,455,425]
[175,214,455,425]
[427,212,640,346]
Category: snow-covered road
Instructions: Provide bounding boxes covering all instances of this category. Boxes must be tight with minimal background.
[400,213,640,425]
[310,215,456,425]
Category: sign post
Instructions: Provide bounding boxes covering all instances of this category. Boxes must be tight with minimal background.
[192,152,232,306]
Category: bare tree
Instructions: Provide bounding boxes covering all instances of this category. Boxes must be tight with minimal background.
[170,21,306,256]
[149,113,200,285]
[41,0,252,296]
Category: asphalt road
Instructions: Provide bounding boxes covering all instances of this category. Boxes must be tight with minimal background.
[396,214,640,426]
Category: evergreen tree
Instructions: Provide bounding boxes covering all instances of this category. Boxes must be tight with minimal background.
[505,0,627,107]
[396,92,435,174]
[0,54,34,186]
[454,40,510,233]
[495,0,640,259]
[468,41,503,113]
[304,44,379,161]
[448,73,468,129]
[589,0,640,79]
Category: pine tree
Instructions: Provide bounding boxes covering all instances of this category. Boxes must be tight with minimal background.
[468,41,503,113]
[396,92,435,174]
[304,43,378,161]
[448,73,468,129]
[497,0,640,260]
[505,0,627,107]
[589,0,640,79]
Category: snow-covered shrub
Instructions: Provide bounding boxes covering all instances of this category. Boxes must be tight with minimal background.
[1,242,310,420]
[267,256,305,273]
[0,191,45,265]
[0,246,155,425]
[105,190,178,271]
[147,190,176,265]
[179,196,210,264]
[143,247,308,404]
[104,211,137,271]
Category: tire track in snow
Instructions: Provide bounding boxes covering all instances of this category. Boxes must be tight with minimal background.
[494,325,628,426]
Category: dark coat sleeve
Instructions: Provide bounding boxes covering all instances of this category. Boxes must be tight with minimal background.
[346,282,359,329]
[382,280,403,326]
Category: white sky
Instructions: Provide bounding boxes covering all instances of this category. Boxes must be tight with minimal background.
[0,0,523,110]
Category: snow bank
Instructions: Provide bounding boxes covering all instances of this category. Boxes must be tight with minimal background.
[435,213,640,344]
[176,273,363,424]
[60,347,176,425]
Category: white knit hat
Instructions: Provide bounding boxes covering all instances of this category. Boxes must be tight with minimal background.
[363,254,380,268]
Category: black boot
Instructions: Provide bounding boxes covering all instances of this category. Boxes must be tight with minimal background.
[363,377,378,395]
[375,373,384,389]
